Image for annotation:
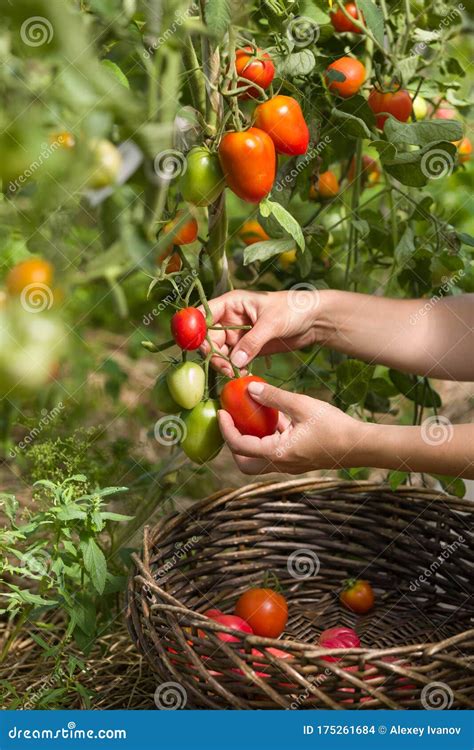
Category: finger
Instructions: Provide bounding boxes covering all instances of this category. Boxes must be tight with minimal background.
[278,412,291,431]
[230,315,276,369]
[197,292,240,326]
[210,353,233,377]
[247,381,305,419]
[217,410,267,458]
[232,454,271,475]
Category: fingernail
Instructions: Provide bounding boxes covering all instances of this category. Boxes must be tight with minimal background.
[231,350,248,367]
[248,381,264,396]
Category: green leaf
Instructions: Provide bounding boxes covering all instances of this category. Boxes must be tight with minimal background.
[395,56,420,85]
[457,232,474,248]
[373,140,458,188]
[259,199,305,251]
[244,238,295,266]
[335,95,375,127]
[280,50,315,77]
[388,470,409,490]
[100,511,134,522]
[384,118,463,146]
[100,60,129,88]
[81,538,107,594]
[204,0,230,39]
[394,227,415,266]
[332,108,372,139]
[56,506,87,521]
[433,474,466,498]
[389,370,441,408]
[356,0,384,47]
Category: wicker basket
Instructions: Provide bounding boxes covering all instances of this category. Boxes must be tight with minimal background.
[127,478,474,709]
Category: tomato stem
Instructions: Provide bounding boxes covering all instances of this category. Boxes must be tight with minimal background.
[208,324,252,331]
[141,338,175,353]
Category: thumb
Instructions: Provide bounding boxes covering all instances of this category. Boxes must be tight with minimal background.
[230,317,274,368]
[247,380,303,419]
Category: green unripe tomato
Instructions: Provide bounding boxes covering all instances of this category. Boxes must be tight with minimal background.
[179,146,225,206]
[154,371,181,414]
[87,138,122,189]
[181,399,224,464]
[412,95,428,121]
[166,361,205,410]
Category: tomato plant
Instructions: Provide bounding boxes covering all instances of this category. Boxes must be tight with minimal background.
[340,580,375,614]
[254,95,310,156]
[235,588,288,638]
[181,399,224,463]
[166,362,205,410]
[220,375,279,438]
[171,307,207,350]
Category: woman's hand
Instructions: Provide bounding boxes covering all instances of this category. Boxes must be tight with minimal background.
[200,289,321,376]
[218,379,360,474]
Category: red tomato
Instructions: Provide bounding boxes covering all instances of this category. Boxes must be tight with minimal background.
[202,608,222,618]
[212,614,253,642]
[340,579,375,614]
[319,627,360,662]
[433,104,456,120]
[219,127,276,203]
[319,626,360,650]
[170,307,207,350]
[368,88,413,130]
[317,170,339,198]
[162,211,198,245]
[157,247,182,273]
[248,647,294,678]
[326,57,365,98]
[254,95,310,156]
[220,375,279,438]
[235,47,275,99]
[330,2,364,33]
[235,588,288,638]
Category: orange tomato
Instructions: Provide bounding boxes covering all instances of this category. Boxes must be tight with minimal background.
[219,127,276,203]
[6,258,54,296]
[162,211,198,245]
[317,170,339,199]
[455,136,472,163]
[326,57,365,98]
[340,579,375,614]
[49,131,76,149]
[239,219,270,245]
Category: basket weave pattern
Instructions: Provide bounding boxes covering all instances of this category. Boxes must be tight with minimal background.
[127,479,474,709]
